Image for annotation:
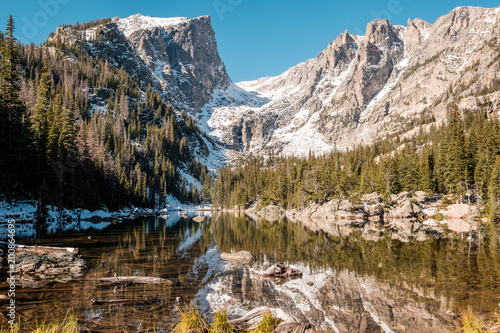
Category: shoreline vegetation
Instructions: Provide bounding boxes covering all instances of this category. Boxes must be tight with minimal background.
[1,304,499,333]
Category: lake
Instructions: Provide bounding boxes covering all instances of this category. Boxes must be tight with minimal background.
[1,212,499,332]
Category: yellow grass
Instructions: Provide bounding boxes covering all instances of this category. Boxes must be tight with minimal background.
[173,304,208,333]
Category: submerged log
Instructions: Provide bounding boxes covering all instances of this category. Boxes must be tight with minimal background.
[221,251,254,262]
[192,215,206,222]
[91,297,158,306]
[262,263,302,278]
[96,276,173,285]
[0,242,80,256]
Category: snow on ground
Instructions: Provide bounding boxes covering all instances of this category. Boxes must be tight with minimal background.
[164,194,212,211]
[0,195,211,226]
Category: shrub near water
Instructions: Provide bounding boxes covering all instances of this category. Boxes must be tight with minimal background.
[0,323,20,333]
[32,309,79,333]
[208,310,234,333]
[173,305,208,333]
[459,306,500,333]
[249,311,281,333]
[0,309,79,333]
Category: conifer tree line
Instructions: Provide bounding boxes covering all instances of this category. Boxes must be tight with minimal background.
[0,16,212,214]
[213,108,500,220]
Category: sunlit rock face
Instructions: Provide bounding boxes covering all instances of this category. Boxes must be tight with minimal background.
[51,14,231,112]
[207,6,500,156]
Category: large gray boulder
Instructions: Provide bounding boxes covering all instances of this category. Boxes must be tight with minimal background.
[386,199,422,219]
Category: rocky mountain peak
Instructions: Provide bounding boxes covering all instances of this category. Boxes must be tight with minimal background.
[363,19,403,49]
[52,13,231,113]
[204,6,500,157]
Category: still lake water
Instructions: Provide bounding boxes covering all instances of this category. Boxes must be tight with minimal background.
[1,212,499,332]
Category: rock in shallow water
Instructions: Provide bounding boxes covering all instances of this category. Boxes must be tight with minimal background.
[262,263,302,278]
[11,251,89,287]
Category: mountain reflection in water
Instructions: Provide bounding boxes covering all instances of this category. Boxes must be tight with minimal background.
[0,212,498,332]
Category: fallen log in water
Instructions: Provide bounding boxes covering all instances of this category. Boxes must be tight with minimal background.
[91,297,159,307]
[0,242,80,256]
[96,276,173,285]
[220,251,254,262]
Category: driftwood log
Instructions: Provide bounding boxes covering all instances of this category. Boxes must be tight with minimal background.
[91,297,159,307]
[96,276,172,285]
[229,307,315,332]
[0,242,80,256]
[220,251,254,262]
[262,263,302,278]
[275,323,316,333]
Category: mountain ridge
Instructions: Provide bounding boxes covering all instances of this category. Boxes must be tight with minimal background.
[204,5,500,156]
[49,6,500,161]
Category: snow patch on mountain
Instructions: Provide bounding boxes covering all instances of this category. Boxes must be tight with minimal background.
[276,112,333,157]
[116,14,189,38]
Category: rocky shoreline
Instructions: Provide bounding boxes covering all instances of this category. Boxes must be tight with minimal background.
[245,191,487,241]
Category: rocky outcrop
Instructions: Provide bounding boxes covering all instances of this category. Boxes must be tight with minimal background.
[51,14,231,113]
[298,200,366,221]
[276,191,485,243]
[207,6,500,156]
[246,205,285,222]
[447,203,479,219]
[386,199,422,219]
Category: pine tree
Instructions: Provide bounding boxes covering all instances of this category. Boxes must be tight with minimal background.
[0,16,29,202]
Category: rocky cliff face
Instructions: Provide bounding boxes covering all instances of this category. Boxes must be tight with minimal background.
[206,6,500,156]
[51,7,500,159]
[52,14,231,112]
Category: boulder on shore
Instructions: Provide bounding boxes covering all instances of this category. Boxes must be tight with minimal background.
[447,204,479,219]
[361,192,383,204]
[386,199,422,219]
[300,200,364,221]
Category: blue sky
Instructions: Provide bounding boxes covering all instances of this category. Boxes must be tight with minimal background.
[1,0,498,82]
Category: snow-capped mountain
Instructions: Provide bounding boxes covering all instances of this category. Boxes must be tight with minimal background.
[204,6,500,156]
[52,7,500,160]
[51,14,231,113]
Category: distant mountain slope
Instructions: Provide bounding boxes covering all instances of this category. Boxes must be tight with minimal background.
[50,7,500,161]
[206,6,500,156]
